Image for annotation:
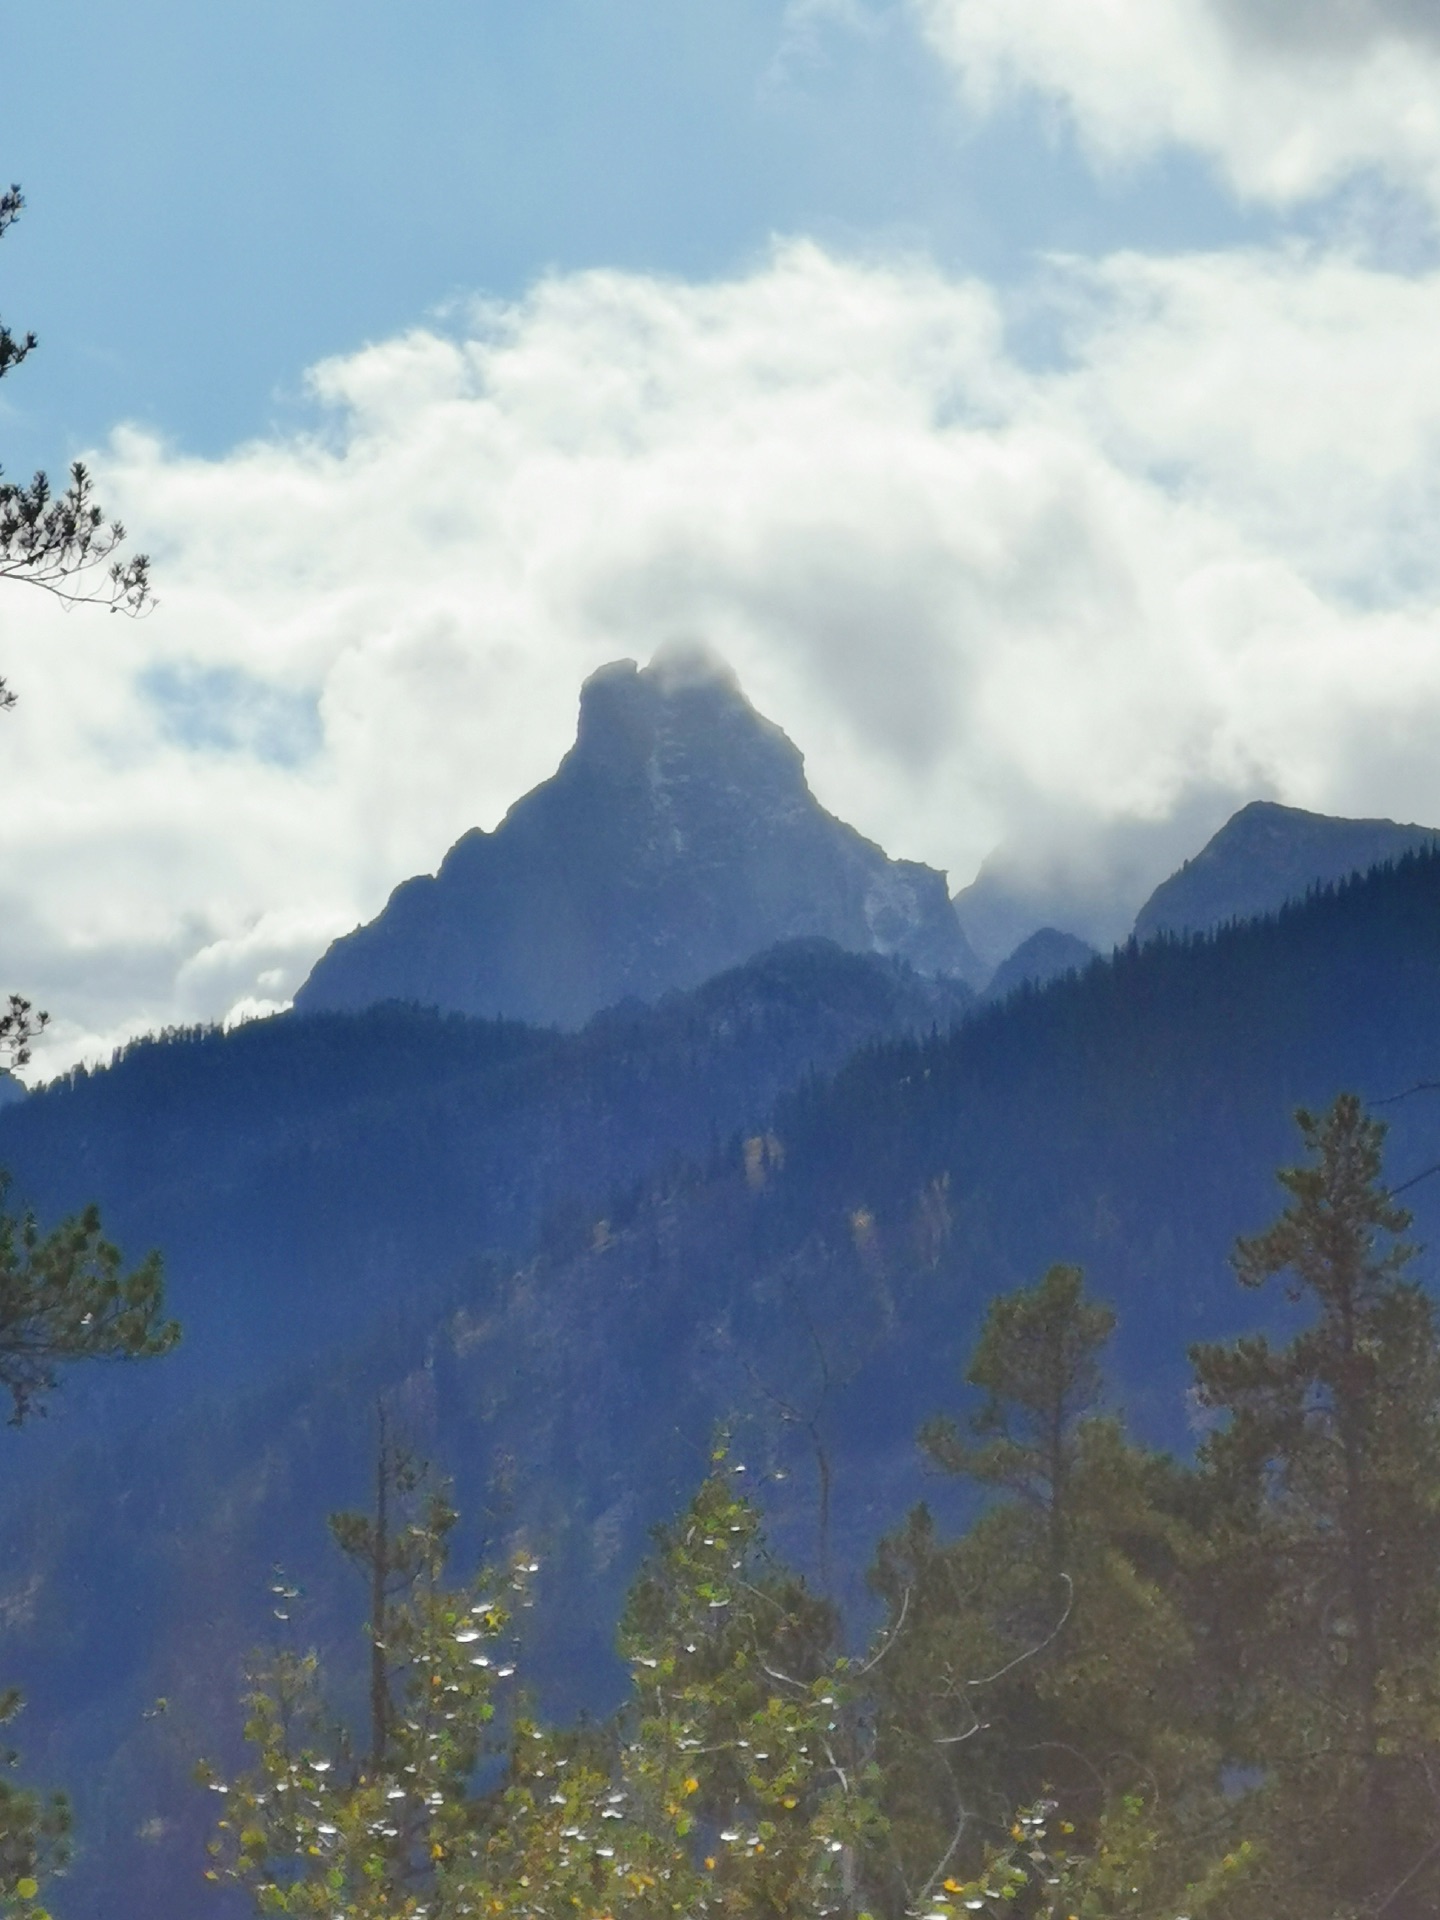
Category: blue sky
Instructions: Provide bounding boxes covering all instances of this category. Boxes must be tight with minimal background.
[1,0,1262,468]
[4,0,1440,1070]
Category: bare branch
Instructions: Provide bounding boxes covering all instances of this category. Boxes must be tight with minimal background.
[913,1765,977,1910]
[1367,1084,1440,1200]
[1373,1080,1440,1106]
[1376,1833,1440,1916]
[757,1657,809,1696]
[852,1585,910,1679]
[933,1713,987,1749]
[1387,1159,1440,1200]
[962,1573,1074,1691]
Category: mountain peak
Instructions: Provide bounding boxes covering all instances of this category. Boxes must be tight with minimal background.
[296,650,983,1025]
[1133,799,1440,942]
[983,927,1098,1003]
[564,646,803,797]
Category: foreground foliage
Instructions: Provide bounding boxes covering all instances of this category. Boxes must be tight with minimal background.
[0,1088,1415,1920]
[0,1190,178,1425]
[205,1452,883,1918]
[0,186,151,630]
[0,1187,175,1917]
[205,1094,1440,1920]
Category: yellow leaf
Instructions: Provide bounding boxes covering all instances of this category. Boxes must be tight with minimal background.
[16,1880,38,1900]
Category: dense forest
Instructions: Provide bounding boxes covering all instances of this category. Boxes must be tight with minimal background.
[12,1094,1432,1918]
[6,857,1440,1914]
[0,941,972,1402]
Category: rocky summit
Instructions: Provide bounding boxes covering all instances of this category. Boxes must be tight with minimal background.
[296,646,983,1025]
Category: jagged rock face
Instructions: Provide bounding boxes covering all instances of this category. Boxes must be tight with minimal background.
[296,649,983,1025]
[1133,800,1440,944]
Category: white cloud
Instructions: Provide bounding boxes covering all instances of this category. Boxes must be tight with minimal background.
[1043,245,1440,599]
[912,0,1440,207]
[3,235,1440,1073]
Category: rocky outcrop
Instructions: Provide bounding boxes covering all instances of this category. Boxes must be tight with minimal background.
[296,646,984,1025]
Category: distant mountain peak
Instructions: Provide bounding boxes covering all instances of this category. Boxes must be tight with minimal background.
[296,650,984,1025]
[1133,799,1440,943]
[563,647,806,812]
[609,637,741,697]
[983,927,1098,1003]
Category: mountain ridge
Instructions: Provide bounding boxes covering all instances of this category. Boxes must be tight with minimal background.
[9,854,1440,1918]
[297,648,984,1023]
[982,926,1097,1002]
[0,938,973,1406]
[1133,798,1440,942]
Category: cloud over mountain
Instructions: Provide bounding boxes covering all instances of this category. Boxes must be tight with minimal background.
[4,235,1440,1070]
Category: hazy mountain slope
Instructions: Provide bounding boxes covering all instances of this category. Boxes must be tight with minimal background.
[10,858,1440,1918]
[296,649,984,1024]
[0,940,970,1409]
[982,927,1097,1001]
[952,851,1125,967]
[1133,799,1440,941]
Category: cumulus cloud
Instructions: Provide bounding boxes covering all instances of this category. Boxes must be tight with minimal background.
[1045,245,1440,599]
[912,0,1440,207]
[3,235,1440,1072]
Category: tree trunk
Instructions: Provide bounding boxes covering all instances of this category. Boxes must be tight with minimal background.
[370,1411,390,1773]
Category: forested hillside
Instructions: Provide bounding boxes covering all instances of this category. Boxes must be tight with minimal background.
[11,7,1440,1908]
[0,940,971,1412]
[7,854,1440,1915]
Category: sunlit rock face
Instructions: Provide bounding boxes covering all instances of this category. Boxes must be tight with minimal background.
[1133,800,1440,944]
[296,646,983,1025]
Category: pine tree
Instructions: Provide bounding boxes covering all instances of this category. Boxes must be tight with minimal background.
[1191,1093,1440,1919]
[875,1267,1226,1912]
[0,187,151,637]
[0,1188,177,1916]
[918,1264,1114,1572]
[0,1185,178,1425]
